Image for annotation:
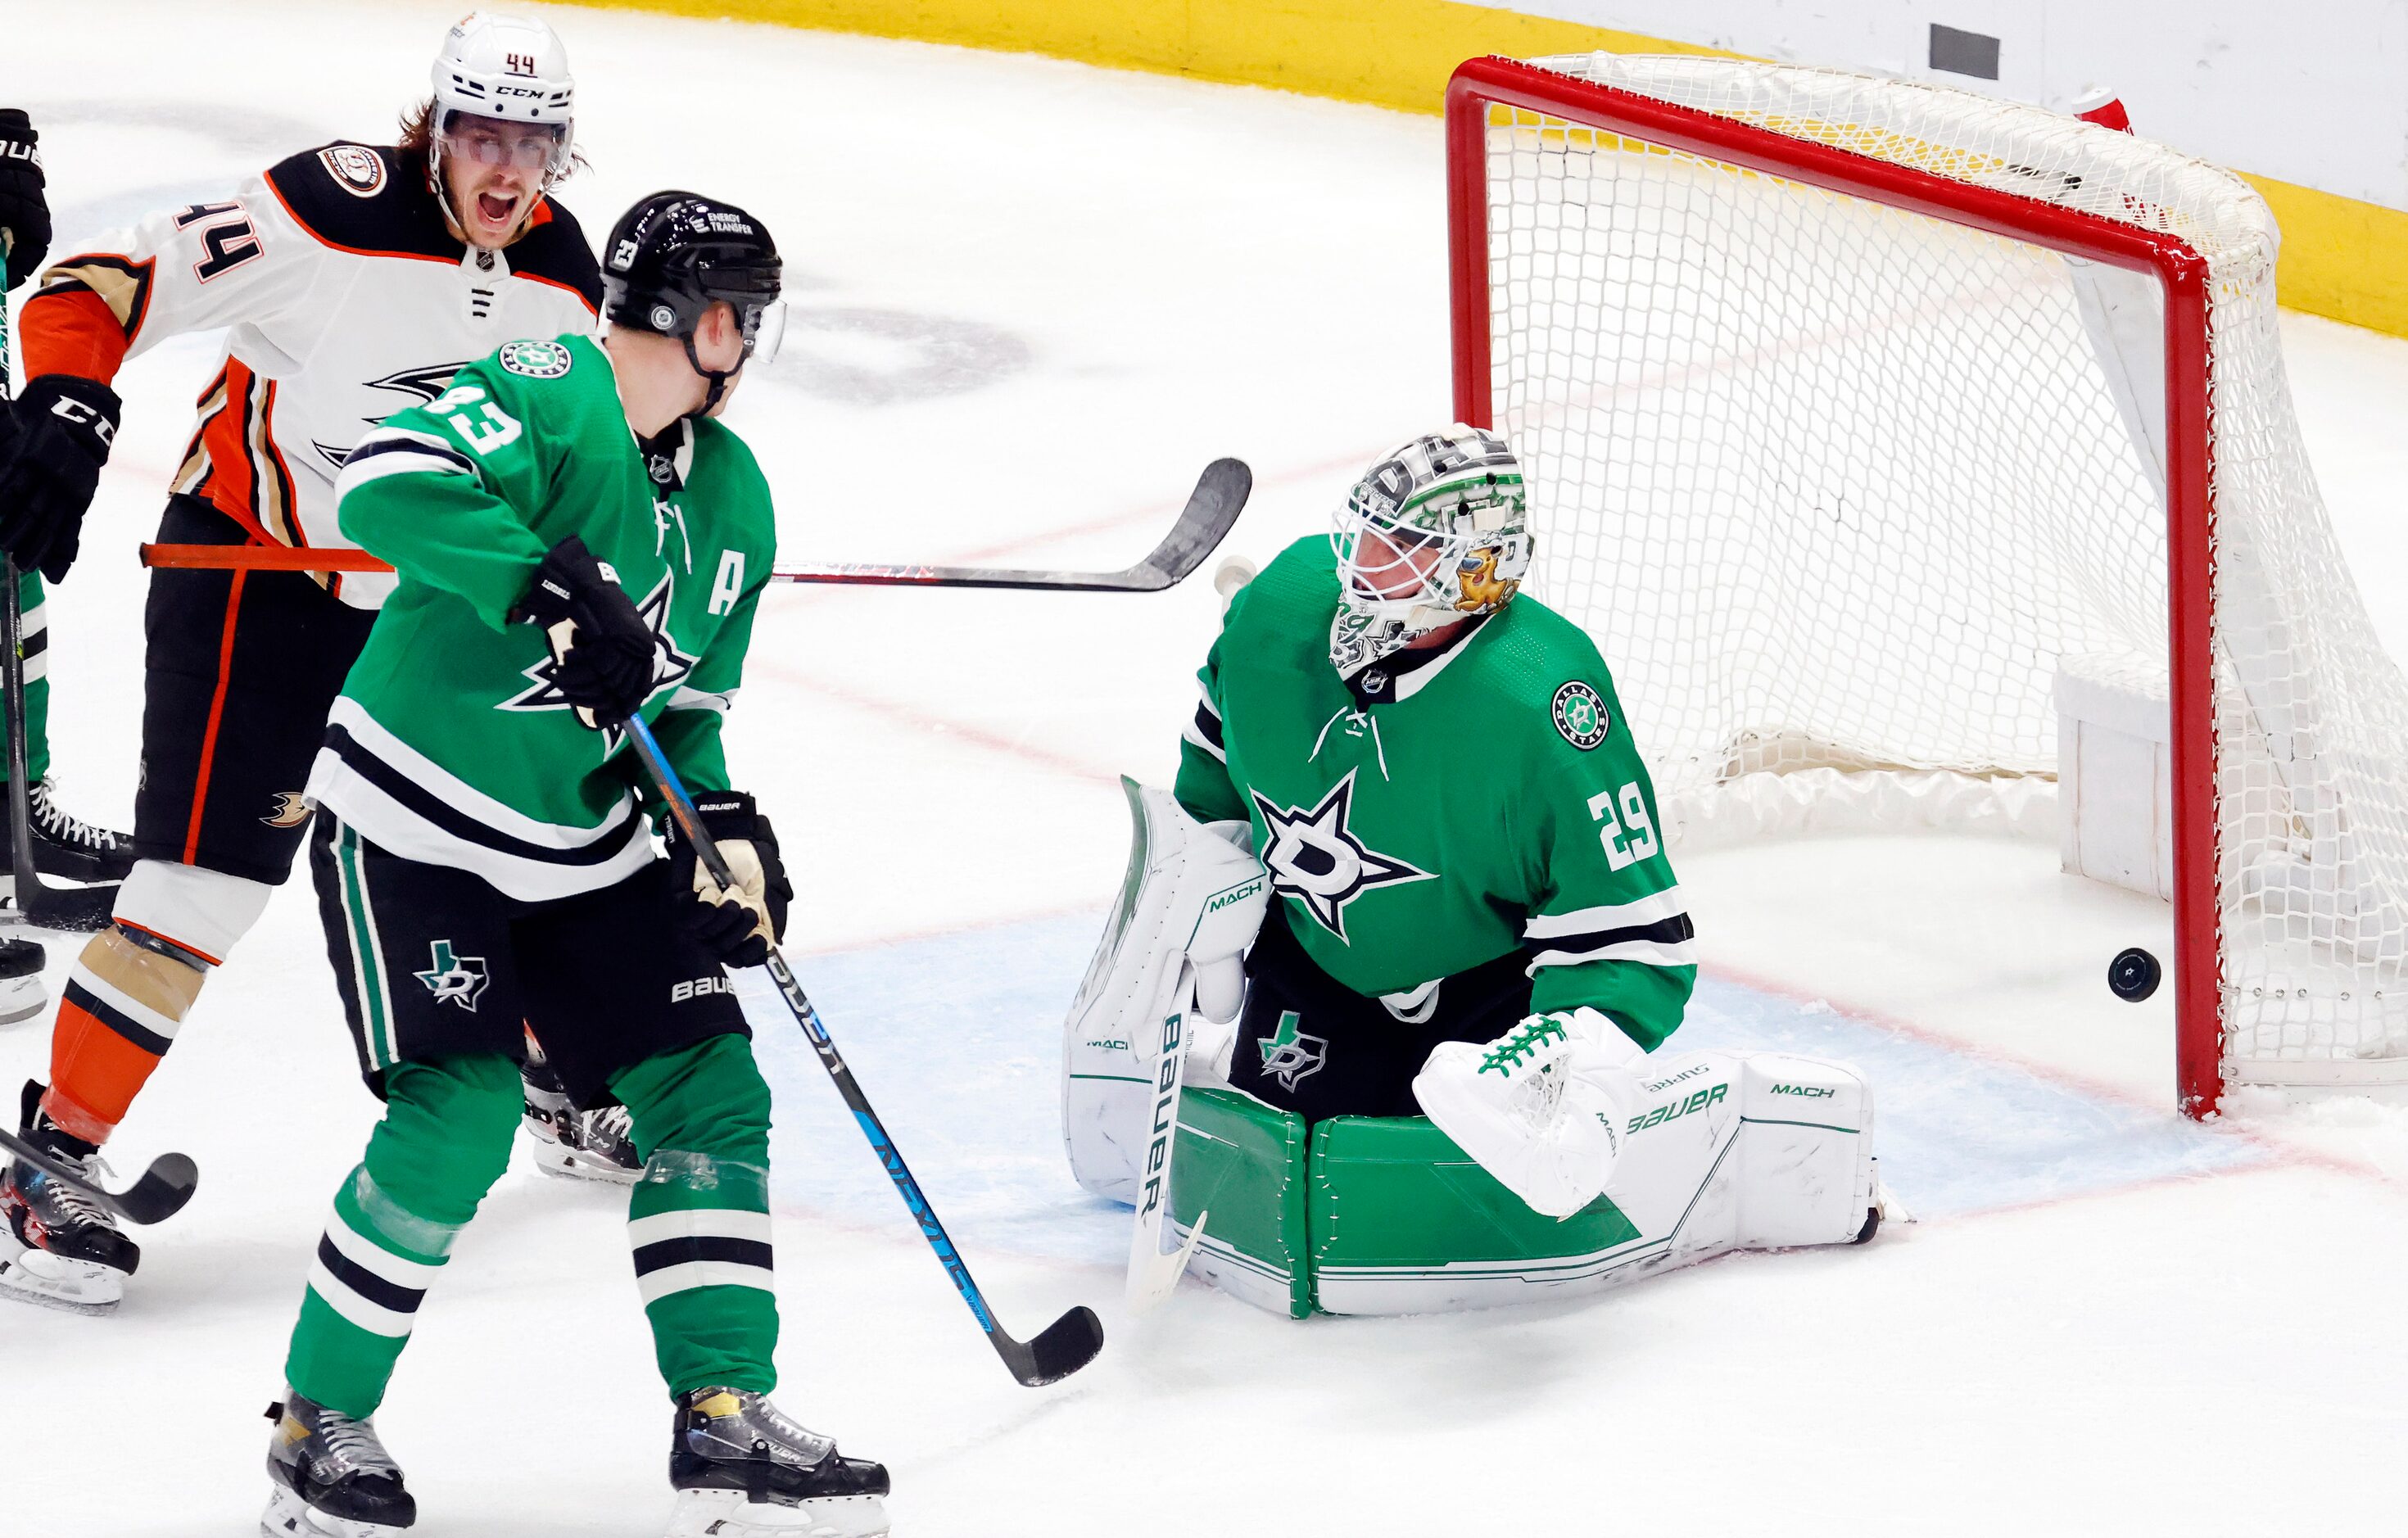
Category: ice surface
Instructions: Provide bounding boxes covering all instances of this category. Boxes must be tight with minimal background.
[4,2,2407,1534]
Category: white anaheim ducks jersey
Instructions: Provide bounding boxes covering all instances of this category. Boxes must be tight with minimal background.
[23,141,600,603]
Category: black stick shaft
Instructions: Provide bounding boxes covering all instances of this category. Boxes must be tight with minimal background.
[1,256,44,918]
[0,300,119,932]
[625,717,1095,1383]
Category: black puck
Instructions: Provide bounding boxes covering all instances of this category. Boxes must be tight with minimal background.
[2108,947,2161,1003]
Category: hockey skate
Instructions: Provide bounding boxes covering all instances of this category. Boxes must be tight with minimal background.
[521,1048,640,1184]
[0,776,135,885]
[0,935,44,1025]
[0,1080,138,1313]
[260,1390,415,1538]
[667,1388,889,1538]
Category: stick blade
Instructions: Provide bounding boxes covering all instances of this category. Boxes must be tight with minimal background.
[1125,458,1252,590]
[16,880,120,934]
[1002,1305,1105,1386]
[1125,1209,1206,1316]
[112,1152,198,1225]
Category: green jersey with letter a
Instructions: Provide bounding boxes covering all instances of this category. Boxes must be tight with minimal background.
[1175,536,1694,1050]
[307,332,774,902]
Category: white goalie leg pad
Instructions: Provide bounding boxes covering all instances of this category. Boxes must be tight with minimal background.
[1606,1050,1878,1275]
[1062,777,1268,1204]
[1728,1052,1880,1248]
[112,857,275,964]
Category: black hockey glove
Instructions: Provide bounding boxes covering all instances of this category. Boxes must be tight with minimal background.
[0,109,49,289]
[0,374,120,583]
[665,791,791,968]
[511,535,657,727]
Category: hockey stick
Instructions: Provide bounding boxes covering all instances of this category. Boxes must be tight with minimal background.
[624,713,1104,1386]
[0,1122,197,1225]
[0,563,113,931]
[0,240,120,932]
[134,455,1254,593]
[1125,983,1207,1314]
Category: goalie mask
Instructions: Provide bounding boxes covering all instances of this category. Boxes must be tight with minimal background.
[1327,425,1532,677]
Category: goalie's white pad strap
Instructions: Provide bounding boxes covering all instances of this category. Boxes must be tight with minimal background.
[1062,778,1268,1205]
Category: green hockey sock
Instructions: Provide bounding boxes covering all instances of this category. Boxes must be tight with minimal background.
[614,1034,778,1397]
[282,1055,521,1417]
[3,566,49,784]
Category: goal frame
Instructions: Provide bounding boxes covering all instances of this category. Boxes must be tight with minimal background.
[1443,55,2225,1117]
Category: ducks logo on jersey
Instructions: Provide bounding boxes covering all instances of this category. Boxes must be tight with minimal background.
[1249,768,1437,942]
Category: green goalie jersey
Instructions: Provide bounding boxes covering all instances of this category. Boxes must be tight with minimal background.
[308,332,775,902]
[1175,536,1694,1050]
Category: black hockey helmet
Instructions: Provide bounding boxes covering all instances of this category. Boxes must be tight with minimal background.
[602,191,785,410]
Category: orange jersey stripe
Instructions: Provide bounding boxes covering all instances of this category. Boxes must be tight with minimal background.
[194,360,274,543]
[20,283,139,382]
[183,570,250,866]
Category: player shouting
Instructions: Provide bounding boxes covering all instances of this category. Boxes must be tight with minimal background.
[259,192,889,1538]
[1066,427,1885,1313]
[0,13,627,1316]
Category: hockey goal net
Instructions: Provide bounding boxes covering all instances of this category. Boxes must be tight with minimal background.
[1448,52,2408,1116]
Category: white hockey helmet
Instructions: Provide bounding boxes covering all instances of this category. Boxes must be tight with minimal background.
[1327,424,1532,673]
[430,12,576,180]
[433,11,574,124]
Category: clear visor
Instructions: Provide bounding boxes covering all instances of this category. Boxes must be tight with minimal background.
[743,300,789,366]
[437,111,571,174]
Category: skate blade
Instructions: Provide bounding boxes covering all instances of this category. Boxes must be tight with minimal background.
[260,1484,411,1538]
[532,1146,641,1187]
[666,1487,890,1538]
[0,975,44,1025]
[0,1235,122,1314]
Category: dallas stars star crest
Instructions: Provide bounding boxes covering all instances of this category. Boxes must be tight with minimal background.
[500,568,696,751]
[1249,769,1436,943]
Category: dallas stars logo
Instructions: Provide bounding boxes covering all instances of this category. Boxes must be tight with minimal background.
[1257,1010,1327,1091]
[414,939,490,1011]
[1249,768,1437,943]
[500,568,696,751]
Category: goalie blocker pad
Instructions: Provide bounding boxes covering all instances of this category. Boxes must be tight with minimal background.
[1062,777,1269,1205]
[1172,1050,1879,1317]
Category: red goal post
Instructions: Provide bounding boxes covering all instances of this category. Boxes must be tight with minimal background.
[1442,54,2253,1118]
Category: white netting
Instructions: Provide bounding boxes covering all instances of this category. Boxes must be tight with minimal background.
[1475,53,2408,1084]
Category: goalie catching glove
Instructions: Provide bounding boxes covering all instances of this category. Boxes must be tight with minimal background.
[666,791,791,967]
[512,535,658,727]
[1411,1006,1645,1219]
